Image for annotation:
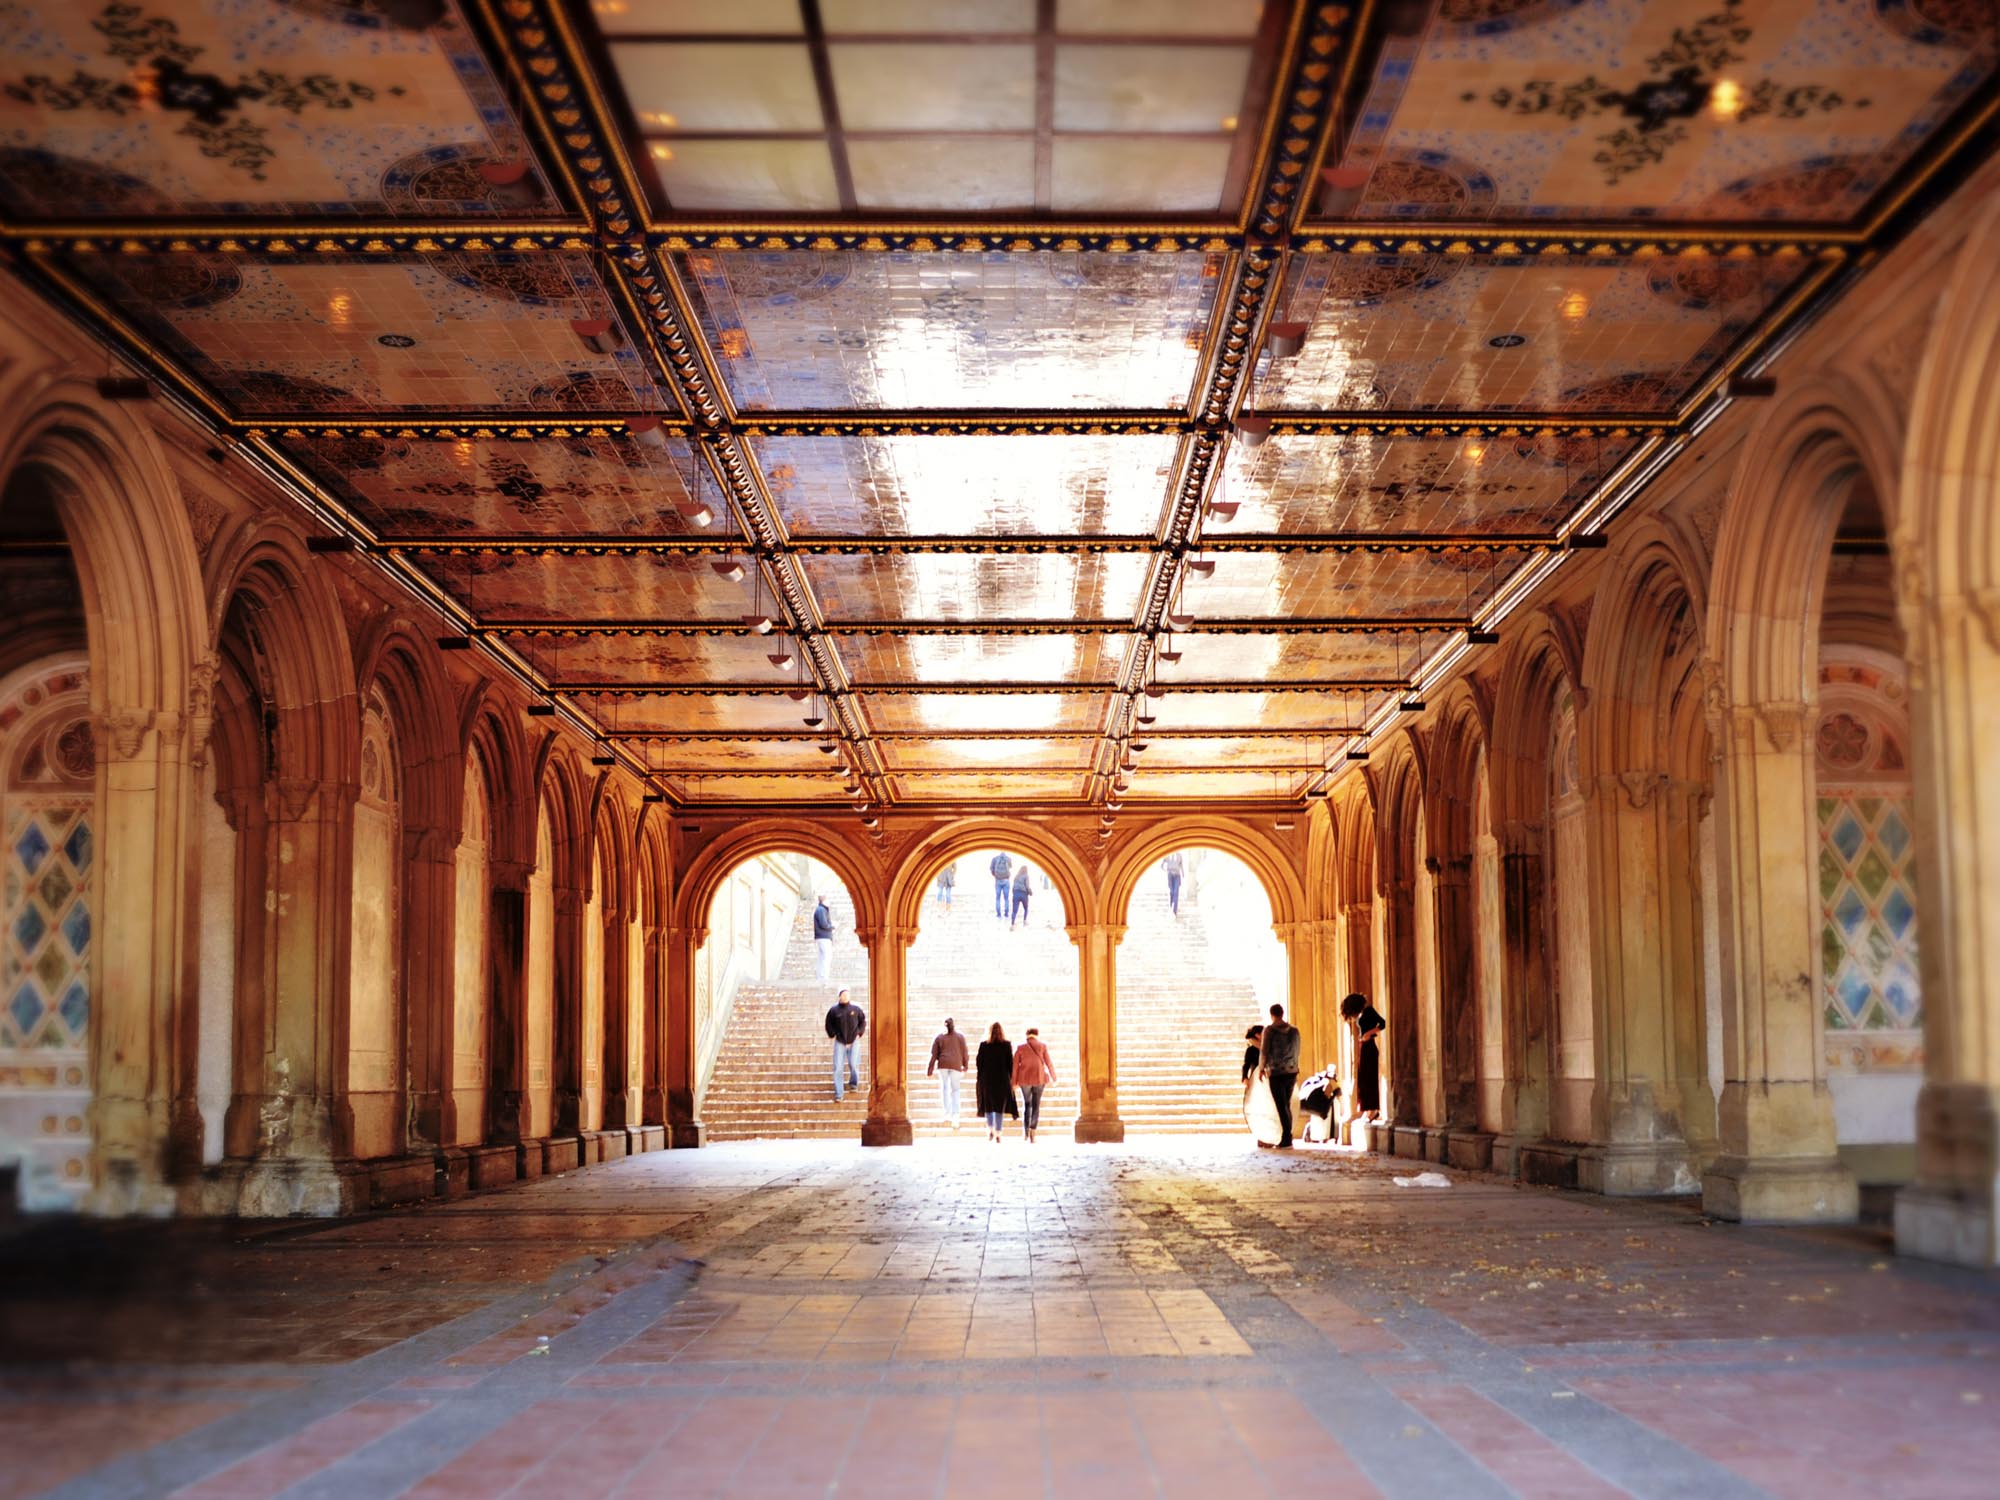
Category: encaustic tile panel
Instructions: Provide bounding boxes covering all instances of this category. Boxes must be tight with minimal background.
[284,431,709,539]
[603,693,827,735]
[1320,0,1996,224]
[1139,688,1384,733]
[752,432,1178,538]
[1256,250,1811,414]
[839,633,1128,687]
[888,771,1090,801]
[66,252,666,416]
[1154,632,1410,684]
[662,772,851,802]
[676,250,1224,411]
[1217,429,1643,535]
[799,551,1152,623]
[422,552,764,623]
[620,738,835,776]
[1178,548,1518,622]
[0,0,557,219]
[498,632,831,688]
[863,692,1105,734]
[879,737,1095,772]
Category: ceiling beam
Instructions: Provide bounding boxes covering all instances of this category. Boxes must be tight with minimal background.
[388,533,1563,555]
[484,616,1472,635]
[551,679,1408,696]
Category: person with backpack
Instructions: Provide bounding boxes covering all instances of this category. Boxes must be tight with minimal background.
[989,851,1013,919]
[824,987,866,1102]
[935,863,955,909]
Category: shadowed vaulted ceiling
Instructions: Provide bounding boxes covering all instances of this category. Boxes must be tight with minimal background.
[2,0,1994,811]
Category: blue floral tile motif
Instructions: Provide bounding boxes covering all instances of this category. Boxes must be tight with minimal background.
[14,822,49,876]
[13,903,46,954]
[63,822,90,875]
[57,979,87,1037]
[8,981,42,1039]
[1830,812,1865,862]
[60,902,89,960]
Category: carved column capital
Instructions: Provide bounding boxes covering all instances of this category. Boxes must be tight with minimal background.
[402,822,461,865]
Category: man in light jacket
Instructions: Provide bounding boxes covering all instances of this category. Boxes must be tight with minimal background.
[927,1016,969,1129]
[989,851,1013,919]
[1257,1002,1302,1149]
[1011,1026,1057,1143]
[825,988,865,1102]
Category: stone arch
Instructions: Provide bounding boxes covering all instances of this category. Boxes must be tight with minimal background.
[1700,374,1901,1223]
[1576,525,1718,1194]
[1490,609,1585,838]
[890,820,1093,937]
[679,821,884,943]
[1101,816,1304,933]
[1893,193,2000,1266]
[634,807,671,1132]
[0,388,207,1213]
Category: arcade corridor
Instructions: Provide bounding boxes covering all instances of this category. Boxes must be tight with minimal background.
[7,1140,1995,1499]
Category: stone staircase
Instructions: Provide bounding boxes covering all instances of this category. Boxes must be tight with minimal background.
[698,901,874,1140]
[699,863,1265,1140]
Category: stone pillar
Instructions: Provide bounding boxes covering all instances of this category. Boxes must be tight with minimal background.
[1703,701,1857,1222]
[662,922,703,1147]
[861,922,913,1145]
[550,884,586,1141]
[234,776,365,1216]
[1430,855,1480,1133]
[1377,877,1420,1148]
[1896,593,2000,1266]
[401,823,460,1154]
[168,665,219,1181]
[600,907,633,1132]
[488,858,531,1145]
[1495,826,1551,1167]
[1582,770,1704,1196]
[1273,919,1324,1073]
[86,707,196,1216]
[1072,922,1126,1142]
[642,924,667,1128]
[1665,779,1720,1169]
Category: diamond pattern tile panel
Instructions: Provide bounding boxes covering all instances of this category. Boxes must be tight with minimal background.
[1818,791,1922,1030]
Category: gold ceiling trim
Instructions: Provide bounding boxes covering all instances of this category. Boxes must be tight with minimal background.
[605,726,1358,742]
[9,227,596,256]
[488,617,1466,637]
[391,533,1560,556]
[554,680,1407,696]
[256,417,685,440]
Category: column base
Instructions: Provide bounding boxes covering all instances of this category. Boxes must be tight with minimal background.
[466,1143,519,1191]
[1895,1184,1999,1267]
[365,1153,438,1207]
[1390,1124,1427,1159]
[1445,1130,1494,1172]
[632,1125,667,1153]
[1073,1115,1124,1144]
[1516,1140,1584,1188]
[234,1156,369,1217]
[862,1116,913,1146]
[1702,1154,1858,1223]
[668,1120,705,1149]
[1580,1141,1703,1197]
[542,1136,583,1174]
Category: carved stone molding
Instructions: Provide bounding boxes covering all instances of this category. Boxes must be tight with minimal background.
[101,709,150,760]
[1615,769,1666,810]
[186,654,220,768]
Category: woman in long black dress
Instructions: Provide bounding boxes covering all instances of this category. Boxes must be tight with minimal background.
[1341,992,1385,1138]
[975,1022,1016,1143]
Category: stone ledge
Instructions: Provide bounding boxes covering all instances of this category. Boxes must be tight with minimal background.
[668,1121,705,1149]
[1702,1154,1858,1224]
[1895,1185,1999,1268]
[1516,1140,1584,1189]
[1446,1130,1495,1172]
[367,1154,436,1208]
[632,1125,667,1153]
[1390,1125,1427,1159]
[542,1136,582,1175]
[465,1144,518,1191]
[1072,1116,1125,1145]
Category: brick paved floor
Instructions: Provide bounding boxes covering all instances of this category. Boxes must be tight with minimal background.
[4,1140,1997,1498]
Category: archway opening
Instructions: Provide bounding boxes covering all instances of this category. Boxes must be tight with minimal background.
[697,853,869,1139]
[905,847,1079,1137]
[1814,481,1922,1203]
[1116,846,1283,1134]
[0,466,94,1209]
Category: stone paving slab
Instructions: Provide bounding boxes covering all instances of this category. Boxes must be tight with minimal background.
[3,1139,1997,1498]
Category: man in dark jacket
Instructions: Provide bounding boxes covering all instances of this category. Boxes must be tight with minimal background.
[825,987,865,1102]
[1257,1002,1302,1149]
[989,851,1013,919]
[813,894,835,981]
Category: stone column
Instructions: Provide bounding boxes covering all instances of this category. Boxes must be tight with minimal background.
[1664,778,1720,1168]
[1703,701,1857,1222]
[1494,825,1552,1170]
[220,786,267,1164]
[87,707,196,1216]
[1376,876,1421,1152]
[168,664,219,1181]
[488,858,531,1146]
[661,922,704,1147]
[1338,901,1374,1004]
[600,907,633,1132]
[642,924,667,1129]
[861,922,913,1145]
[1273,919,1324,1073]
[401,822,460,1154]
[234,775,364,1216]
[1896,593,2000,1266]
[1072,922,1126,1142]
[550,884,586,1142]
[1430,855,1480,1133]
[1582,770,1704,1196]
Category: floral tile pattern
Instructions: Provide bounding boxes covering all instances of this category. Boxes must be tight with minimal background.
[677,250,1224,411]
[0,0,555,218]
[67,253,667,415]
[1324,0,1997,223]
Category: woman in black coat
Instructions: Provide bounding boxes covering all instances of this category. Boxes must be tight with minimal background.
[1341,992,1386,1138]
[976,1022,1016,1143]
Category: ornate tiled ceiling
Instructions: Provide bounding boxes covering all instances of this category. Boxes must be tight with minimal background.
[4,0,1994,813]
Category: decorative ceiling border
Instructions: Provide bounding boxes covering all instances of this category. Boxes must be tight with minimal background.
[552,680,1407,697]
[389,534,1563,556]
[486,617,1469,636]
